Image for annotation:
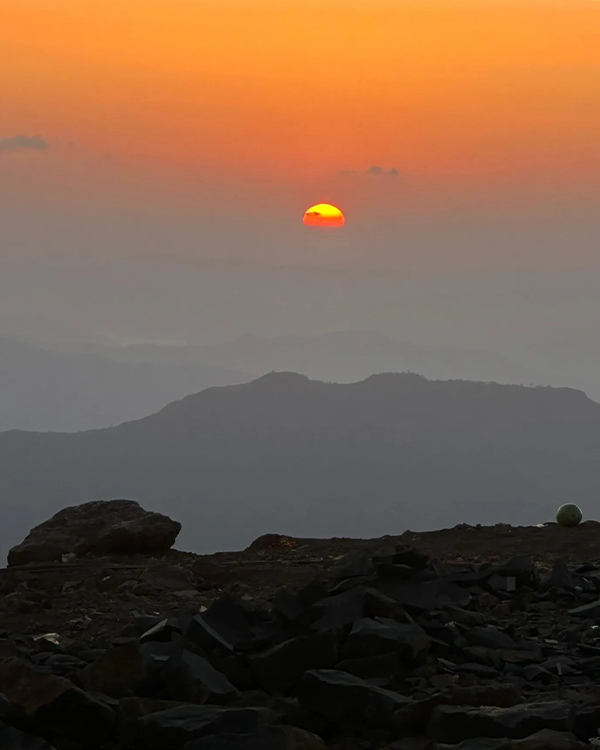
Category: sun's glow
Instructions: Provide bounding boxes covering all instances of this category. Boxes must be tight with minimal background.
[303,204,345,228]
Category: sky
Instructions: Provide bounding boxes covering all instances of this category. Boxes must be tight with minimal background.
[1,0,600,348]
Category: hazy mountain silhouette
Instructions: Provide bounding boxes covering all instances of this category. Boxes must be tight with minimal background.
[2,372,599,564]
[0,336,250,432]
[97,331,546,386]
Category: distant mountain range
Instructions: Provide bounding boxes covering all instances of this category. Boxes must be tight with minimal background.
[0,336,249,432]
[2,372,599,564]
[0,331,553,433]
[98,330,548,387]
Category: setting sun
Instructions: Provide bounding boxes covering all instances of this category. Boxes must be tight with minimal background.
[303,204,345,228]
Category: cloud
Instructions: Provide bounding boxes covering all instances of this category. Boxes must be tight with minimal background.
[341,165,400,179]
[0,135,49,153]
[366,165,399,177]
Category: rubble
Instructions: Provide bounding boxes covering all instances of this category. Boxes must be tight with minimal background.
[4,521,600,747]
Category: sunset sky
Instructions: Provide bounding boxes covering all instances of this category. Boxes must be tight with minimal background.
[2,0,600,287]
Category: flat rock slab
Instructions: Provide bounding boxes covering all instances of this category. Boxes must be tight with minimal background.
[135,705,273,750]
[181,726,327,750]
[297,668,410,728]
[434,728,590,749]
[430,702,576,744]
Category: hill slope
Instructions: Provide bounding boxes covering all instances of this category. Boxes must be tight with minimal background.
[0,336,249,431]
[2,372,600,563]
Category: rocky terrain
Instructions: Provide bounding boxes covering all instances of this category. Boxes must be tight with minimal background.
[3,501,600,748]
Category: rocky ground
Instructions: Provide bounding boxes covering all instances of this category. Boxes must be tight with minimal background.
[4,512,600,748]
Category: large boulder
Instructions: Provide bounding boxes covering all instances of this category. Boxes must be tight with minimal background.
[7,499,181,566]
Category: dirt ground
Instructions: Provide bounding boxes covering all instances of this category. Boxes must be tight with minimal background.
[1,521,599,650]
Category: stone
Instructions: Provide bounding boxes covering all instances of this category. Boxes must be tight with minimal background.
[185,596,257,653]
[433,729,590,749]
[140,617,183,644]
[543,560,576,590]
[394,684,522,731]
[42,653,87,676]
[342,618,430,661]
[465,626,517,650]
[190,558,232,587]
[309,587,368,631]
[142,563,197,591]
[494,557,539,588]
[363,588,409,621]
[568,599,600,616]
[487,576,517,593]
[0,722,56,749]
[7,499,181,566]
[429,701,576,744]
[0,656,116,746]
[335,652,404,680]
[249,631,338,694]
[328,550,375,580]
[376,578,471,611]
[135,705,273,750]
[297,669,410,728]
[118,697,194,746]
[393,547,432,570]
[181,726,327,750]
[164,649,241,704]
[72,641,160,697]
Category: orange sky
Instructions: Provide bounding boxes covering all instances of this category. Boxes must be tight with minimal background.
[2,0,600,216]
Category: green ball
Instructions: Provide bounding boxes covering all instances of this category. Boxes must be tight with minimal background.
[556,503,583,527]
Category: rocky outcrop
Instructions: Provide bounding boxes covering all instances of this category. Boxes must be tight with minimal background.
[7,499,181,566]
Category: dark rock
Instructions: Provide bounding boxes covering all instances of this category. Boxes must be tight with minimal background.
[328,550,375,580]
[309,587,368,631]
[141,563,196,591]
[7,499,181,566]
[181,725,327,750]
[393,547,431,570]
[342,618,430,661]
[376,578,471,612]
[433,729,590,749]
[249,631,338,694]
[429,701,576,744]
[487,575,517,594]
[444,608,487,627]
[118,697,190,747]
[0,722,56,749]
[394,684,522,731]
[572,703,600,741]
[543,560,576,590]
[568,599,600,616]
[271,590,306,624]
[495,557,539,588]
[184,597,256,653]
[135,705,273,750]
[164,649,241,704]
[363,588,409,621]
[141,618,183,644]
[297,669,410,728]
[465,627,517,650]
[0,656,116,746]
[335,652,404,680]
[72,641,160,697]
[376,564,417,581]
[43,654,87,676]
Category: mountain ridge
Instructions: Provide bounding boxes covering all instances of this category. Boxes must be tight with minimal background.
[1,372,599,565]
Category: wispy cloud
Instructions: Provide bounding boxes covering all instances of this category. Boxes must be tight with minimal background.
[341,165,400,179]
[0,135,49,153]
[365,165,399,177]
